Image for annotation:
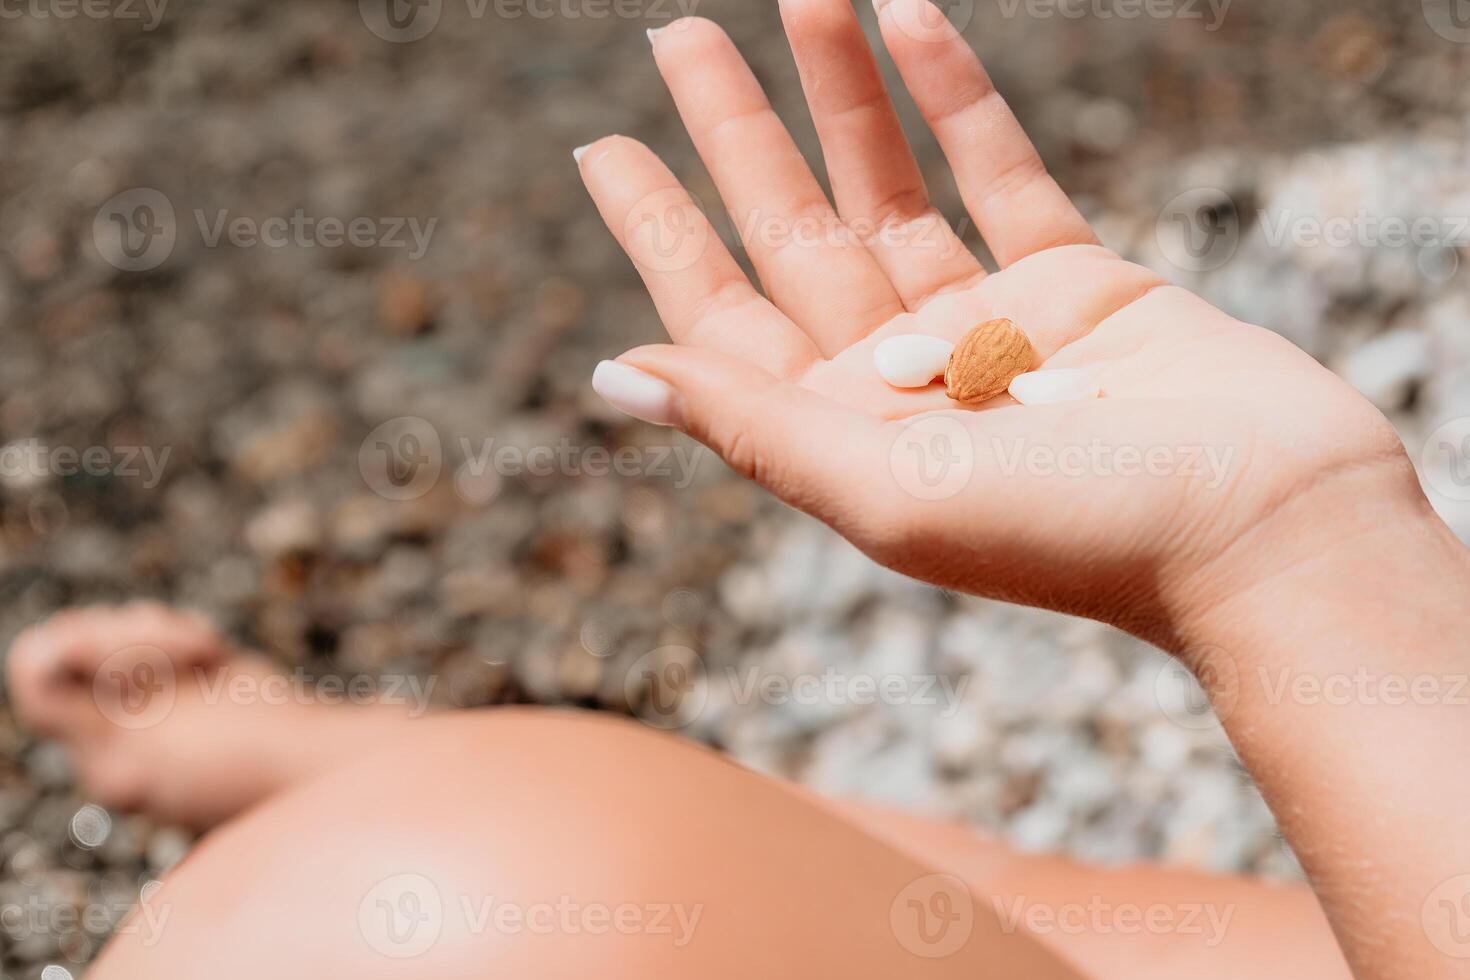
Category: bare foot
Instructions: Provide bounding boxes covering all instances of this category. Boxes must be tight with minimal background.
[7,602,419,831]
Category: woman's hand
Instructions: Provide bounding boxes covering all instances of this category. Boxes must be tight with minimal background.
[580,8,1470,971]
[576,0,1422,648]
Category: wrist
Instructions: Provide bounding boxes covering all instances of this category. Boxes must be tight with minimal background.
[1165,457,1470,676]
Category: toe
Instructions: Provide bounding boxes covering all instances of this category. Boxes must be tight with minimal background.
[118,601,230,668]
[6,612,110,739]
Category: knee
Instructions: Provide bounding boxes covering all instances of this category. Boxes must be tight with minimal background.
[95,710,741,977]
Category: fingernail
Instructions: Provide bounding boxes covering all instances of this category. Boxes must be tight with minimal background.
[1008,368,1102,406]
[646,26,665,44]
[592,361,683,427]
[572,144,593,164]
[872,0,892,13]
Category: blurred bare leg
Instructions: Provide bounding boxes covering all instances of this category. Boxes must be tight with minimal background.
[828,800,1353,980]
[9,609,1350,978]
[89,710,1081,979]
[6,604,417,830]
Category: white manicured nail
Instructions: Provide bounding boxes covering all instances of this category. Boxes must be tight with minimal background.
[647,26,664,44]
[572,144,592,164]
[1008,368,1102,405]
[592,361,683,427]
[874,334,955,389]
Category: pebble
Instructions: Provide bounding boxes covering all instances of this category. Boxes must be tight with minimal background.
[873,335,955,389]
[1008,368,1103,405]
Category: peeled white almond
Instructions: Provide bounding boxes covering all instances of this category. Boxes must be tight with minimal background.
[874,334,956,389]
[1008,368,1102,405]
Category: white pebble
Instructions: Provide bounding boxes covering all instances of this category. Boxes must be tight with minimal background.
[1008,368,1102,405]
[873,334,955,389]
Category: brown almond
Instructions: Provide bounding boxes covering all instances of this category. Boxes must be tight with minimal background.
[944,317,1036,404]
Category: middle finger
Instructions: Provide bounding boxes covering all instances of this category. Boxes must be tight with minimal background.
[651,17,906,356]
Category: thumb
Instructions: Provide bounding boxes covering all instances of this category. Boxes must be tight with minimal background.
[593,345,886,528]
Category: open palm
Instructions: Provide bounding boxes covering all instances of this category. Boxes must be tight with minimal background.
[578,0,1413,643]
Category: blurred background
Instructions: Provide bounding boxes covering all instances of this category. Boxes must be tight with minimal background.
[2,0,1469,973]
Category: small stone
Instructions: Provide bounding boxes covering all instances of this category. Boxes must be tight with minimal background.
[873,335,955,389]
[245,498,321,558]
[1009,368,1103,405]
[377,270,437,335]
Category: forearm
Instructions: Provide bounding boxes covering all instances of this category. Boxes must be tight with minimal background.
[1181,473,1470,979]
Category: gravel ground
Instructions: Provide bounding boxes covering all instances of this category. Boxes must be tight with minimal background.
[2,0,1469,973]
